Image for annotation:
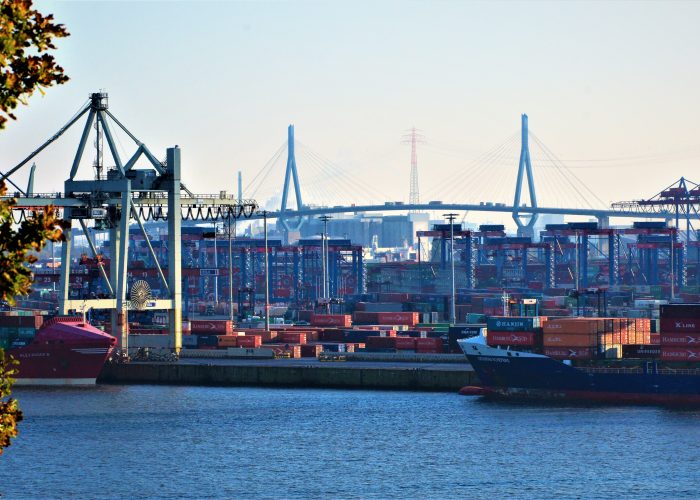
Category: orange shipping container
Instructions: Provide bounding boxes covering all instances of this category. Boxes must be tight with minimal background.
[543,319,600,335]
[310,314,352,327]
[280,332,307,345]
[543,333,598,347]
[237,335,262,348]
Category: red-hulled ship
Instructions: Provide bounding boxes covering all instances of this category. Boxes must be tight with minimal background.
[6,317,116,385]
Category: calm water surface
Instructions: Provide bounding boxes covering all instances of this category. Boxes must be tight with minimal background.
[2,385,700,499]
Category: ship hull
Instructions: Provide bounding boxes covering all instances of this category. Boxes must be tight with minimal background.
[6,318,116,386]
[459,339,700,406]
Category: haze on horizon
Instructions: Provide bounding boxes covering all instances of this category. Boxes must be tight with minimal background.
[2,0,699,226]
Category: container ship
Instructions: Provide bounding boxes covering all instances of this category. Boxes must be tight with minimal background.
[1,312,116,385]
[458,304,700,405]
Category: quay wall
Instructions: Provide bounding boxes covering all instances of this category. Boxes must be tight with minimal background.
[98,362,477,392]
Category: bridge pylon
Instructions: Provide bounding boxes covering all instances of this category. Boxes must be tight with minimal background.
[512,114,538,239]
[279,124,304,239]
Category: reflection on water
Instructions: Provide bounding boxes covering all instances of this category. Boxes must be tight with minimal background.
[2,385,700,498]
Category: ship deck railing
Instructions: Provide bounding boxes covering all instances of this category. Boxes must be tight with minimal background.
[580,366,700,376]
[580,367,645,375]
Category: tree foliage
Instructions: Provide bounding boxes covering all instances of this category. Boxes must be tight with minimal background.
[0,0,69,455]
[0,182,66,458]
[0,352,21,456]
[0,0,69,129]
[0,182,67,303]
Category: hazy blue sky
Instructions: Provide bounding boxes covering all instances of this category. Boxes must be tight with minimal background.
[2,1,700,221]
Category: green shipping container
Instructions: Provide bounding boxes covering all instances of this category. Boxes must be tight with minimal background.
[18,327,36,338]
[0,326,20,337]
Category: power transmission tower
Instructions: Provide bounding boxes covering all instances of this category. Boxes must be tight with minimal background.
[402,127,424,211]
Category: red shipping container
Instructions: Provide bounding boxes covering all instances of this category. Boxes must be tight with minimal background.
[660,332,700,346]
[487,331,538,346]
[237,335,262,348]
[544,347,597,360]
[280,332,307,345]
[191,320,232,335]
[395,336,417,350]
[660,347,700,362]
[415,337,443,350]
[376,312,419,327]
[660,318,700,333]
[311,314,352,327]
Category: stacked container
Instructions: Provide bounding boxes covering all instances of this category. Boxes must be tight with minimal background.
[0,312,43,349]
[310,314,352,327]
[543,318,602,360]
[486,317,544,350]
[659,304,700,362]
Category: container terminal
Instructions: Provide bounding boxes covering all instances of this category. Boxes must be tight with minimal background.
[3,92,700,393]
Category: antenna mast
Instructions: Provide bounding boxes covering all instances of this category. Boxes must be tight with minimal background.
[402,127,424,212]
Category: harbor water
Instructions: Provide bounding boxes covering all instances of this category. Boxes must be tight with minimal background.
[2,385,700,498]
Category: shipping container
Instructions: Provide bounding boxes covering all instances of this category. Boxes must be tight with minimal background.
[237,335,262,348]
[321,343,346,353]
[660,318,700,333]
[487,331,539,347]
[300,344,323,357]
[486,316,542,332]
[310,314,352,327]
[343,330,372,343]
[365,336,397,349]
[196,335,219,347]
[660,347,700,362]
[622,344,661,359]
[543,318,601,335]
[376,312,420,327]
[395,336,417,350]
[660,332,700,346]
[355,302,404,313]
[448,327,485,353]
[318,329,345,342]
[415,337,443,353]
[279,332,307,345]
[660,304,700,319]
[0,314,43,329]
[190,320,233,335]
[544,346,597,360]
[543,333,598,347]
[352,311,380,324]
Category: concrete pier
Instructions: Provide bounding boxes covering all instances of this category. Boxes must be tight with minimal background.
[98,358,477,392]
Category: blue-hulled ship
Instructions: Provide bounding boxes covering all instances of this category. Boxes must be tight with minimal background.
[457,336,700,405]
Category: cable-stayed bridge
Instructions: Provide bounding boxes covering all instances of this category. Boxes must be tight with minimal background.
[241,118,699,239]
